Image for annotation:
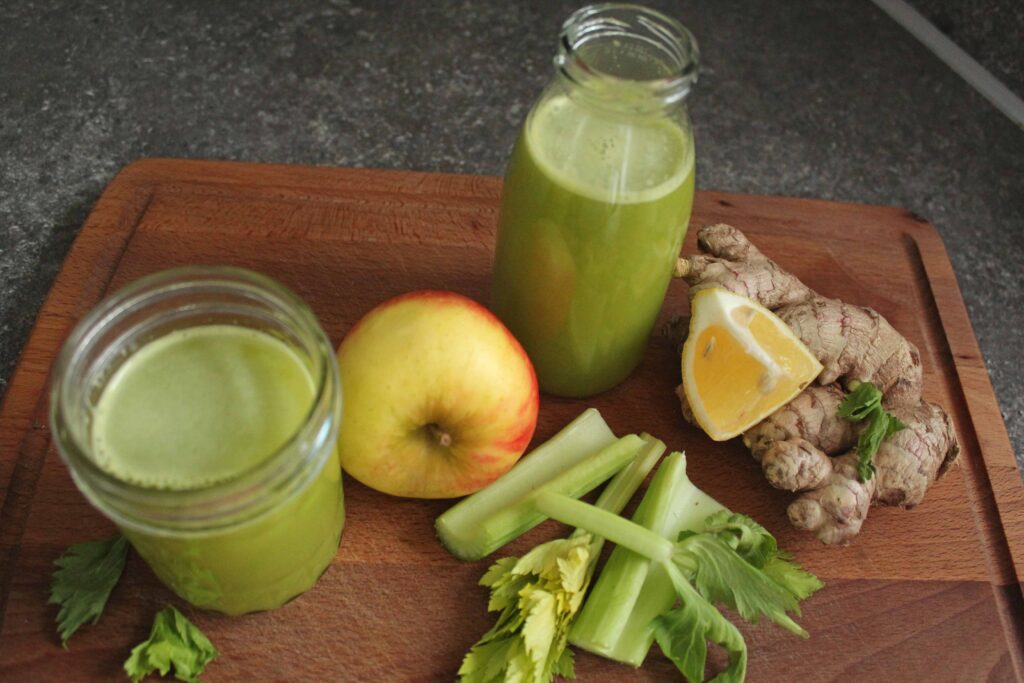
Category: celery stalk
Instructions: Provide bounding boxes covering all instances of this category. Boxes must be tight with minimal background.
[436,409,643,561]
[570,434,666,586]
[534,489,676,563]
[582,433,665,534]
[456,434,664,683]
[566,452,725,666]
[457,434,643,559]
[536,457,822,682]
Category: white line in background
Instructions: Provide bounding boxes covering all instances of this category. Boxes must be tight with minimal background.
[872,0,1024,130]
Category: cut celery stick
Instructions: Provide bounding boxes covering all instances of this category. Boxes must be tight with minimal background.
[570,452,687,652]
[581,433,664,535]
[571,433,665,586]
[436,409,643,561]
[567,452,725,666]
[535,489,675,563]
[451,434,643,560]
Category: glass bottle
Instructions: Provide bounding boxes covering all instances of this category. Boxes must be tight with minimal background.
[50,266,344,615]
[491,4,699,398]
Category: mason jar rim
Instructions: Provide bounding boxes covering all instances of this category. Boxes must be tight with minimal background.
[49,265,341,536]
[556,3,700,108]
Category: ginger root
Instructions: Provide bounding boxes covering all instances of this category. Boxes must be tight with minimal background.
[674,224,959,544]
[788,401,958,543]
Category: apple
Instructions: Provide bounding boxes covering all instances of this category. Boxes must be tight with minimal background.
[336,290,539,498]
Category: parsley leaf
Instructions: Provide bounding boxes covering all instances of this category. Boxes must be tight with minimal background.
[837,382,882,422]
[48,535,129,646]
[124,606,219,683]
[838,382,908,482]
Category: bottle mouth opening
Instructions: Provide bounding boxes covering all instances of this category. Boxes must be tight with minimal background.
[556,3,699,106]
[50,266,342,535]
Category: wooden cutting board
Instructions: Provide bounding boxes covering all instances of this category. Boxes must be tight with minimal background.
[1,159,1021,682]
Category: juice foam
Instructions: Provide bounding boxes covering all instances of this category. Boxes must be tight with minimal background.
[92,325,314,489]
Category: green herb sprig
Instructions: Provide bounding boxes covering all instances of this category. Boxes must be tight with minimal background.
[838,382,908,482]
[50,535,219,682]
[124,605,219,683]
[49,535,129,646]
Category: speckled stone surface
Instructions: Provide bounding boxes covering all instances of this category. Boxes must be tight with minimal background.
[915,0,1024,97]
[2,1,1022,467]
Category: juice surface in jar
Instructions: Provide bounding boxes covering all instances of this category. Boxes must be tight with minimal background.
[90,324,343,615]
[492,91,695,397]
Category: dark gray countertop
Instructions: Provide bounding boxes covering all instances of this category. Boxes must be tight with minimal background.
[2,1,1022,466]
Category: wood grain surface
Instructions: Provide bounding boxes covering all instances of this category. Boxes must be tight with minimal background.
[1,159,1021,682]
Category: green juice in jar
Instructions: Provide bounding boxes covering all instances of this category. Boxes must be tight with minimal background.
[91,324,344,615]
[492,91,695,397]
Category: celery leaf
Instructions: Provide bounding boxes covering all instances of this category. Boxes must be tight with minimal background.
[124,606,218,683]
[458,535,595,683]
[762,554,825,601]
[701,511,775,566]
[701,512,824,601]
[49,535,129,646]
[675,534,806,636]
[551,647,575,678]
[655,566,747,683]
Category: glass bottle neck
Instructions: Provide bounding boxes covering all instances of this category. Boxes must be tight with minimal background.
[554,4,699,116]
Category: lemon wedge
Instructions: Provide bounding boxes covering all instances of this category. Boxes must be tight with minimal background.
[682,288,823,441]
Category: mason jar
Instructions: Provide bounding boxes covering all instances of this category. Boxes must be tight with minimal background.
[491,4,699,398]
[50,266,344,615]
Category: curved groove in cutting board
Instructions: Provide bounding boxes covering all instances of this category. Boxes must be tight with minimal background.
[0,180,156,625]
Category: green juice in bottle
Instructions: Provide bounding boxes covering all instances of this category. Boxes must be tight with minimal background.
[492,92,695,397]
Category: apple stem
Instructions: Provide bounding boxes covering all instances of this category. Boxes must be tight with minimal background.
[427,423,453,448]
